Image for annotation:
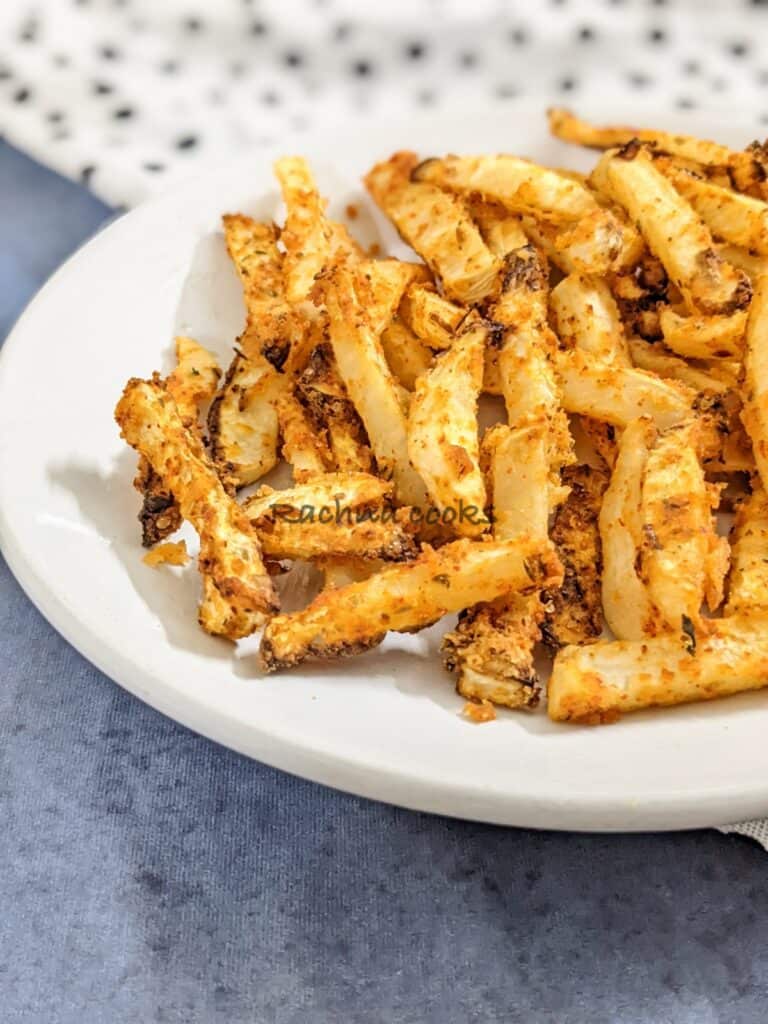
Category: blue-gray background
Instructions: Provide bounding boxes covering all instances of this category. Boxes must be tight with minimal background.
[2,140,768,1024]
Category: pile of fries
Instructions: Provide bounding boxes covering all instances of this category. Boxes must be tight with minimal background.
[116,109,768,725]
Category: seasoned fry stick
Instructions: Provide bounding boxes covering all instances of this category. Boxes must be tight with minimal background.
[408,315,488,536]
[242,472,393,522]
[274,156,333,304]
[659,307,747,360]
[135,336,219,546]
[364,151,499,304]
[557,349,694,430]
[116,378,278,638]
[730,142,768,202]
[256,514,417,563]
[548,616,768,724]
[542,464,608,648]
[741,273,768,491]
[296,344,374,474]
[468,199,527,255]
[548,107,734,167]
[596,145,751,317]
[726,483,768,617]
[600,416,660,641]
[639,419,728,629]
[400,284,466,350]
[717,243,768,282]
[260,535,561,670]
[627,338,730,394]
[320,259,427,505]
[222,215,299,366]
[658,160,768,256]
[274,388,332,482]
[550,274,631,366]
[207,352,281,487]
[380,318,433,389]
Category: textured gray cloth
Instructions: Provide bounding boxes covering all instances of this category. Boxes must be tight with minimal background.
[4,144,768,1024]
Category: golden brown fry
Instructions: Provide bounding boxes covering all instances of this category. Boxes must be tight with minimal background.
[222,215,299,366]
[557,348,694,430]
[627,337,731,394]
[726,483,768,617]
[320,259,427,505]
[542,464,608,648]
[242,472,393,522]
[550,273,631,366]
[596,145,751,317]
[166,336,221,424]
[600,416,660,641]
[468,199,527,255]
[364,151,499,304]
[484,422,550,540]
[274,156,333,304]
[442,595,545,710]
[408,316,488,536]
[658,306,747,360]
[274,387,333,482]
[730,142,768,202]
[741,273,768,491]
[548,107,734,167]
[207,352,281,487]
[116,377,277,638]
[260,535,561,670]
[639,419,728,629]
[296,344,374,474]
[548,616,768,724]
[717,243,768,282]
[255,512,417,563]
[380,317,433,389]
[400,284,466,350]
[658,159,768,255]
[135,337,220,547]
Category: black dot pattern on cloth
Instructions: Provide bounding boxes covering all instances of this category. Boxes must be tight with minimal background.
[0,0,767,206]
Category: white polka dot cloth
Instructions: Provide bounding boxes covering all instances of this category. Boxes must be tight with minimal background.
[2,0,768,846]
[1,0,767,206]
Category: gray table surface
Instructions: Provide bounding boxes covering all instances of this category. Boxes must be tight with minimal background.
[2,139,768,1024]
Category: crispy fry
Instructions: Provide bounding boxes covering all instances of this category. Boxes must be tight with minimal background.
[548,616,768,724]
[242,472,393,522]
[255,512,417,563]
[274,388,333,482]
[741,273,768,491]
[730,142,768,202]
[542,464,608,648]
[442,595,545,709]
[222,215,299,366]
[296,344,374,474]
[726,483,768,617]
[484,422,550,540]
[557,348,694,430]
[408,316,488,536]
[320,259,427,505]
[599,417,660,640]
[548,107,734,166]
[364,151,499,303]
[135,337,219,546]
[468,199,527,255]
[550,273,631,366]
[116,377,277,638]
[639,419,728,629]
[717,243,768,282]
[596,145,751,317]
[274,156,333,304]
[627,337,731,394]
[658,159,768,255]
[207,352,281,487]
[380,317,433,389]
[658,306,747,360]
[260,535,561,670]
[400,284,466,350]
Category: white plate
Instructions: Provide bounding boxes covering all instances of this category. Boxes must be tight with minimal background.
[2,104,767,831]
